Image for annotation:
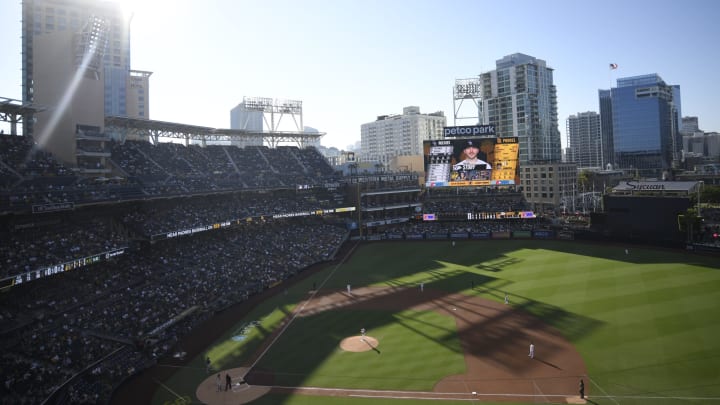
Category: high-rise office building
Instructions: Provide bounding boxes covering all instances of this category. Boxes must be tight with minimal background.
[598,89,614,169]
[600,74,681,177]
[681,116,699,134]
[126,70,152,119]
[566,111,602,169]
[477,53,562,163]
[361,106,446,166]
[21,0,148,163]
[680,117,720,163]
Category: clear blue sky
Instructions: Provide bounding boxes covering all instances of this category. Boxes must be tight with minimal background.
[1,0,719,151]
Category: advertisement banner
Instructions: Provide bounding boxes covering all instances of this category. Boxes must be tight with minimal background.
[492,231,511,239]
[532,230,555,239]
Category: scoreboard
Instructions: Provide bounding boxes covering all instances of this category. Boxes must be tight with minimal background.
[424,137,520,187]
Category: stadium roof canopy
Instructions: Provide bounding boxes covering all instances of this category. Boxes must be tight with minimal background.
[0,97,46,135]
[104,115,324,148]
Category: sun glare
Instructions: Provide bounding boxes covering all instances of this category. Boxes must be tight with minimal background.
[113,0,141,20]
[113,0,176,23]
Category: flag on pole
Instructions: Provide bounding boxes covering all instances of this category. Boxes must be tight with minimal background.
[609,63,618,69]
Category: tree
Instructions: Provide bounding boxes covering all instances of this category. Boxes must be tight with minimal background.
[578,170,591,191]
[701,184,720,204]
[678,208,702,243]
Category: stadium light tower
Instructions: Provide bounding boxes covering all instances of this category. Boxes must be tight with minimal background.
[452,78,482,126]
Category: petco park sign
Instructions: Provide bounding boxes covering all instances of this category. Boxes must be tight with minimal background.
[444,125,496,137]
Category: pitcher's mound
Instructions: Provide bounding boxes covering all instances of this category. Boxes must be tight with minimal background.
[340,336,379,352]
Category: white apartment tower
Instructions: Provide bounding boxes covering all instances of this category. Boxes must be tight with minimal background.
[567,111,602,169]
[477,53,562,163]
[361,106,446,166]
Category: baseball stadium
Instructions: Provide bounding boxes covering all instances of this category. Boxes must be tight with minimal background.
[2,1,720,402]
[0,120,720,405]
[1,108,719,405]
[1,107,719,405]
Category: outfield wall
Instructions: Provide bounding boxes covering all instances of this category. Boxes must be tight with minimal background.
[359,226,715,251]
[358,229,572,241]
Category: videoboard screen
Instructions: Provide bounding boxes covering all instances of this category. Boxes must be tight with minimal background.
[424,137,519,187]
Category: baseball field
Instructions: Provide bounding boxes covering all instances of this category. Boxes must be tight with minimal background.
[135,239,720,404]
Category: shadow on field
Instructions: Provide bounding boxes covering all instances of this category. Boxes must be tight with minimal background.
[443,239,720,269]
[363,338,381,354]
[534,357,562,370]
[244,263,601,388]
[120,240,618,402]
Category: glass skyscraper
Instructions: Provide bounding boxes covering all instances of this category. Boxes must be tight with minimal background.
[601,74,681,177]
[598,89,614,169]
[478,53,562,163]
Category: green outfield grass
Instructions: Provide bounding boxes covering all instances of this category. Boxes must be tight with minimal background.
[151,240,720,405]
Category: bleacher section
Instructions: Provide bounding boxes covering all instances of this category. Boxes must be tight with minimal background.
[0,136,340,214]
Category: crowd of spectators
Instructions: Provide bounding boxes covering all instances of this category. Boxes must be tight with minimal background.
[422,188,530,214]
[0,217,348,405]
[0,135,341,212]
[121,190,340,239]
[0,186,347,281]
[0,216,126,280]
[108,140,340,194]
[0,175,353,405]
[0,135,70,179]
[377,218,546,239]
